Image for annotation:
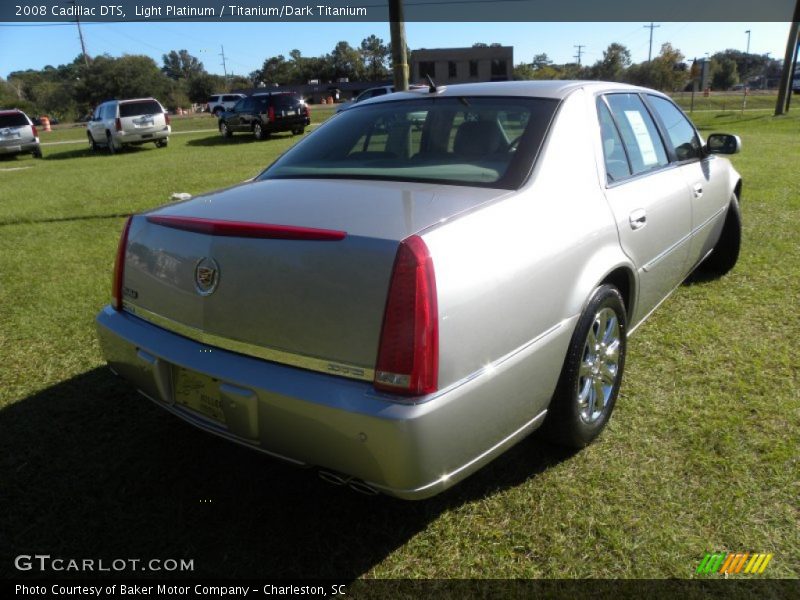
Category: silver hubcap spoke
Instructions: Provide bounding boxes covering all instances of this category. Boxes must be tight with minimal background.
[577,306,622,423]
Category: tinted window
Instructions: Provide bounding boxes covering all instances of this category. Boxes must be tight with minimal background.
[273,94,301,109]
[223,95,241,102]
[207,96,219,103]
[259,96,558,189]
[0,112,28,127]
[239,98,256,112]
[119,100,162,117]
[597,100,631,183]
[647,95,703,161]
[102,104,116,120]
[605,94,668,175]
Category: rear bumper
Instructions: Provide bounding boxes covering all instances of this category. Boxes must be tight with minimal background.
[96,306,567,499]
[0,139,39,154]
[115,127,170,144]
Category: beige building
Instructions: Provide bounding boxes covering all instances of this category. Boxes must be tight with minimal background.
[410,46,514,85]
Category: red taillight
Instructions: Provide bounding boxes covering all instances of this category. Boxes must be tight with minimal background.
[374,235,438,396]
[164,112,171,125]
[31,125,38,137]
[115,117,122,132]
[112,216,133,311]
[268,106,275,122]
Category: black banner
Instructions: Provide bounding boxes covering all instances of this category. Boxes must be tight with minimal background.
[0,0,796,23]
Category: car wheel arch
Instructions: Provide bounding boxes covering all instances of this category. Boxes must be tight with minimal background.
[566,245,637,326]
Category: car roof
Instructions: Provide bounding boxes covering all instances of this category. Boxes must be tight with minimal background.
[367,80,657,103]
[0,109,26,115]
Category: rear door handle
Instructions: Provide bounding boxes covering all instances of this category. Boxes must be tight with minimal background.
[693,183,704,199]
[629,209,647,230]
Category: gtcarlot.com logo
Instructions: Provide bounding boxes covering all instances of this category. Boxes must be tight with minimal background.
[14,554,194,573]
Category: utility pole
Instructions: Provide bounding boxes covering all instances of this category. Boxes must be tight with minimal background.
[775,18,799,115]
[574,44,585,65]
[219,45,229,89]
[644,22,660,61]
[388,0,408,90]
[70,0,90,66]
[742,29,751,112]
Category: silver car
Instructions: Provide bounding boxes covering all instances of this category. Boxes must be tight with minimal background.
[87,98,170,154]
[96,81,742,499]
[0,109,42,158]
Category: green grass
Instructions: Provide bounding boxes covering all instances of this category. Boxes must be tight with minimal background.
[0,108,798,581]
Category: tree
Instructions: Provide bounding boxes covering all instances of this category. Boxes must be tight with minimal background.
[590,43,631,81]
[187,73,218,103]
[710,57,739,90]
[161,50,205,80]
[625,43,687,91]
[75,54,168,106]
[256,55,293,85]
[513,63,537,80]
[329,41,364,81]
[531,53,552,70]
[360,35,389,81]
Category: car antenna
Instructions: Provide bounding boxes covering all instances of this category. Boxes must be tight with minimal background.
[426,74,438,93]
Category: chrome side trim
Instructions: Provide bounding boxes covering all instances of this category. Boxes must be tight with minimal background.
[123,303,375,382]
[642,205,727,273]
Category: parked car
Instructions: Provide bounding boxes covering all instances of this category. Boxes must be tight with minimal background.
[336,84,426,113]
[206,93,246,115]
[87,98,170,154]
[96,81,742,499]
[0,109,42,158]
[218,92,310,139]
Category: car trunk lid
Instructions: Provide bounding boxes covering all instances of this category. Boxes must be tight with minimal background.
[121,178,510,379]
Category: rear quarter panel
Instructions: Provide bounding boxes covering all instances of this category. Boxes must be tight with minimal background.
[424,88,631,417]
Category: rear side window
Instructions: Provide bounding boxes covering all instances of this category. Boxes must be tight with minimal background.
[597,100,631,183]
[223,95,241,102]
[119,101,162,117]
[605,94,668,175]
[0,112,29,127]
[647,95,703,161]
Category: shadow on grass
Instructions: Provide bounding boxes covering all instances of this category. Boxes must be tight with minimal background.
[0,213,131,227]
[44,145,159,161]
[1,367,574,579]
[186,132,296,147]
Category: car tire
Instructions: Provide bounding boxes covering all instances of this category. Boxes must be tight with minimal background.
[293,127,305,135]
[696,194,741,277]
[88,133,98,152]
[220,122,232,138]
[543,284,627,448]
[213,107,223,116]
[156,139,168,148]
[32,147,43,159]
[253,122,266,140]
[106,132,116,155]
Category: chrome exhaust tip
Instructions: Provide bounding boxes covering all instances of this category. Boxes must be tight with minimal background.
[318,469,379,496]
[318,469,350,486]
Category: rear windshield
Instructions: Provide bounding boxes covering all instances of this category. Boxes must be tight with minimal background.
[273,94,302,109]
[0,113,29,127]
[258,96,558,189]
[119,101,162,117]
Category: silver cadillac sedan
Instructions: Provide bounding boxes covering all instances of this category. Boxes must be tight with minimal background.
[96,81,742,499]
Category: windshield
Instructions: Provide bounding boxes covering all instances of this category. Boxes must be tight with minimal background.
[258,96,558,188]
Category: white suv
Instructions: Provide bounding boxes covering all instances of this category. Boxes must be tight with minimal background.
[206,93,246,115]
[87,98,170,154]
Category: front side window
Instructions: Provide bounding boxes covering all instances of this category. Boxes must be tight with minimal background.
[605,94,668,176]
[647,95,703,161]
[259,96,558,189]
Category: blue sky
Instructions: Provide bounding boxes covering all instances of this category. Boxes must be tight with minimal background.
[0,21,792,78]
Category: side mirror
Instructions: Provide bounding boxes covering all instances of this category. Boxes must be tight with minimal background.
[706,133,741,155]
